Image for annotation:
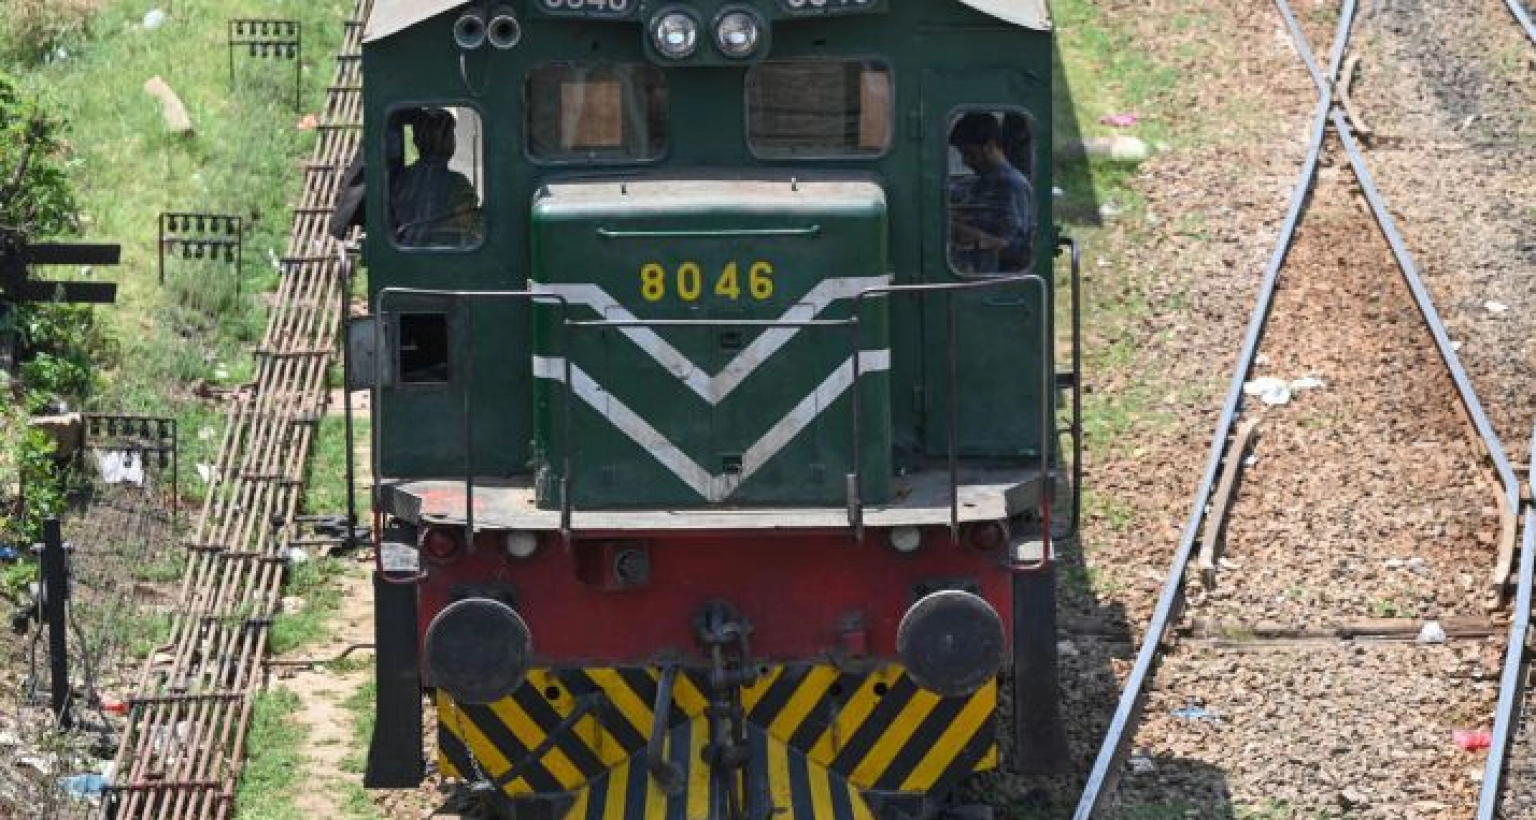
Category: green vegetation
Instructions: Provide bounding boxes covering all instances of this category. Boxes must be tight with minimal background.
[0,0,104,66]
[234,689,306,820]
[303,415,369,517]
[340,674,383,819]
[7,0,350,496]
[269,556,346,654]
[1369,598,1401,618]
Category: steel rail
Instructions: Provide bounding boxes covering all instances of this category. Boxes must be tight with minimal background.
[1071,1,1358,814]
[1478,423,1534,820]
[1505,0,1536,45]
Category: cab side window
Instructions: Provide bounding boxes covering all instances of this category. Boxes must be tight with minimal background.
[387,106,485,250]
[946,110,1035,276]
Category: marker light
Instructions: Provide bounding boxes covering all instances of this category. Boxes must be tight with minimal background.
[651,10,700,59]
[889,526,923,553]
[504,530,538,559]
[714,10,763,59]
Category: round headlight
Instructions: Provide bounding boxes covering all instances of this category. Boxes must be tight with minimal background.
[651,10,699,60]
[714,10,763,59]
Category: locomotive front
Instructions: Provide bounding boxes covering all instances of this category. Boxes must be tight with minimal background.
[352,2,1072,818]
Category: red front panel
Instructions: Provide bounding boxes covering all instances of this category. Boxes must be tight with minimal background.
[414,526,1015,665]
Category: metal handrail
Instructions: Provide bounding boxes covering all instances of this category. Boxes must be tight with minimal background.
[1057,237,1084,540]
[849,275,1054,552]
[370,273,1061,545]
[374,287,575,551]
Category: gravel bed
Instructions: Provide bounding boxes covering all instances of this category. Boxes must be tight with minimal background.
[1190,154,1500,626]
[1350,0,1536,450]
[1015,0,1533,816]
[1106,142,1504,816]
[1114,640,1503,820]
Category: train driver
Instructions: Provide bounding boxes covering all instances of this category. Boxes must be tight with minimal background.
[390,107,484,248]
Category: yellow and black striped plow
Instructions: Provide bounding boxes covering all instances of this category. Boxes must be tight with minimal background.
[437,664,997,819]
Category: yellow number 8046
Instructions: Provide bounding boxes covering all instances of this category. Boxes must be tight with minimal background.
[639,261,774,303]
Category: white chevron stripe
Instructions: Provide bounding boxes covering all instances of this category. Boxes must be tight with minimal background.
[534,351,891,501]
[531,276,889,406]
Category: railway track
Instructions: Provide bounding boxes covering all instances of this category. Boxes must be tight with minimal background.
[101,3,370,818]
[1071,0,1530,816]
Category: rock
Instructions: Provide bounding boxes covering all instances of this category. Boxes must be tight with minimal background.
[1062,136,1153,164]
[143,76,195,136]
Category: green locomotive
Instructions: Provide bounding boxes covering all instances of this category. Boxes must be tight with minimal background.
[348,1,1080,818]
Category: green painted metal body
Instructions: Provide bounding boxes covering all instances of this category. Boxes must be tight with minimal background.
[363,1,1055,510]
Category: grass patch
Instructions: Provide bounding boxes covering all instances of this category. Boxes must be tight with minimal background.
[234,688,305,820]
[130,547,185,584]
[125,608,175,659]
[269,556,345,654]
[9,0,350,498]
[341,675,376,775]
[1083,488,1136,533]
[339,673,381,818]
[303,413,369,517]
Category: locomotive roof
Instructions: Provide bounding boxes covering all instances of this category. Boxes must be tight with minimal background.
[363,1,1050,43]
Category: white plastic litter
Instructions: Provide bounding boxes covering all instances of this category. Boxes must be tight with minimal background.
[1484,300,1510,315]
[287,547,311,565]
[196,463,217,485]
[96,451,145,486]
[1243,376,1292,406]
[1417,621,1447,644]
[1289,376,1326,392]
[143,9,167,29]
[1051,186,1065,198]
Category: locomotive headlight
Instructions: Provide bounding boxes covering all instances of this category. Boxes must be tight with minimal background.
[713,10,763,59]
[651,9,700,60]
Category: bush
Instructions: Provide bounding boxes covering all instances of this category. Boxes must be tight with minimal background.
[0,0,104,66]
[0,73,78,235]
[14,303,117,410]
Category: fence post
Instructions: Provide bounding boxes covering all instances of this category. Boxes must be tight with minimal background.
[40,517,71,728]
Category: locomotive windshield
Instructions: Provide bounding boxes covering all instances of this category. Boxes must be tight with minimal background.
[526,63,668,163]
[746,60,892,159]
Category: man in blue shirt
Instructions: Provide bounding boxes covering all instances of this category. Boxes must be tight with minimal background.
[948,112,1035,274]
